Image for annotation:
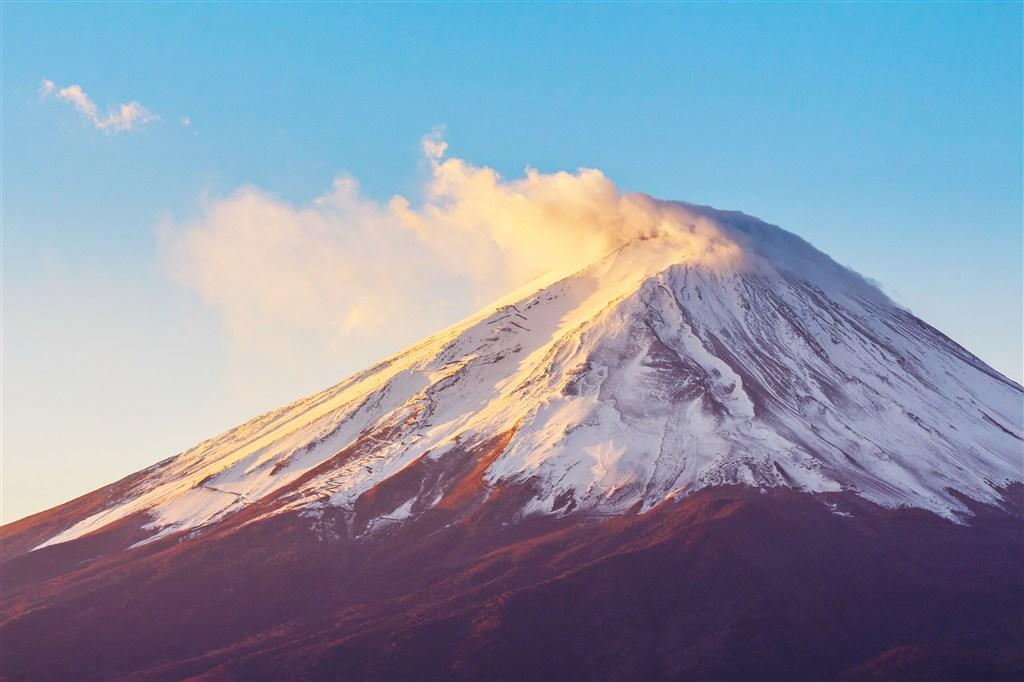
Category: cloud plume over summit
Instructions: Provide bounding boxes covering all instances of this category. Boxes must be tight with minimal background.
[161,133,741,380]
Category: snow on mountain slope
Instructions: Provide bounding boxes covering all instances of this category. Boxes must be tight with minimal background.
[36,201,1023,549]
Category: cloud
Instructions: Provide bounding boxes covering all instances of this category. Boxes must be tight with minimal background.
[161,132,738,370]
[41,80,158,133]
[55,84,98,120]
[181,117,192,127]
[95,101,157,133]
[420,126,448,161]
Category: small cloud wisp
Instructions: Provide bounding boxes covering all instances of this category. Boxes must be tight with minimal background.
[41,79,158,133]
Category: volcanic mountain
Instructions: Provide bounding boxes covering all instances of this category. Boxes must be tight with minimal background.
[2,201,1021,681]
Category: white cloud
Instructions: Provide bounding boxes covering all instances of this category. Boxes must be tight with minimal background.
[181,117,192,127]
[56,84,98,119]
[95,101,157,133]
[41,79,158,133]
[420,125,448,161]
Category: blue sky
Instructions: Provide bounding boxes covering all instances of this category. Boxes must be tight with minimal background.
[3,2,1021,521]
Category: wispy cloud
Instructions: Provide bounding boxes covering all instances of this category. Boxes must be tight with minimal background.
[40,79,158,133]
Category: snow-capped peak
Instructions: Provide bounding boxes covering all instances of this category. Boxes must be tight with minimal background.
[36,203,1022,550]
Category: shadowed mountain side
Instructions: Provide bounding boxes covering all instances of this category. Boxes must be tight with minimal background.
[1,485,1021,681]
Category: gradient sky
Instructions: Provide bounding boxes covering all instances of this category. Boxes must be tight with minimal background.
[3,2,1022,522]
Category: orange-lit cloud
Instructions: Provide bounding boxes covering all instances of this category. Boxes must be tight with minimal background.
[162,176,462,351]
[161,132,740,368]
[41,79,158,133]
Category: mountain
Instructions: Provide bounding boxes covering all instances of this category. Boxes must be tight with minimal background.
[2,201,1021,681]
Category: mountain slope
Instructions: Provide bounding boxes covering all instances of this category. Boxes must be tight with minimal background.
[3,486,1022,681]
[28,202,1022,552]
[2,200,1021,681]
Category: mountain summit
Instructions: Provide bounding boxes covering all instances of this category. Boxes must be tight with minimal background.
[3,201,1022,681]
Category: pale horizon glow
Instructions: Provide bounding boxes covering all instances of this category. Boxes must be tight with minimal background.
[4,2,1021,523]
